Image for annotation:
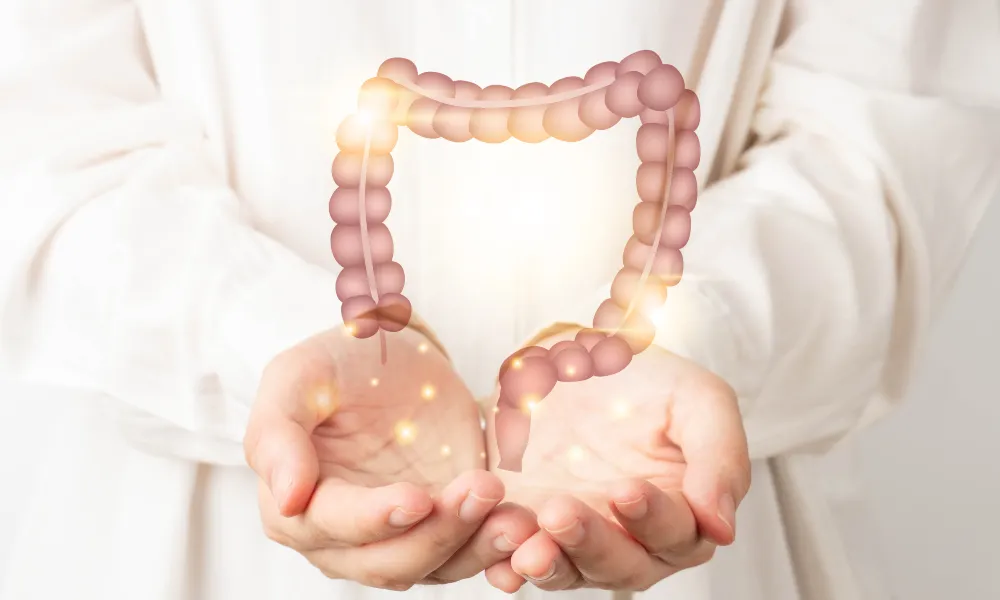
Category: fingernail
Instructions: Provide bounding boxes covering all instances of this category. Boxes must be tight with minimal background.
[527,562,556,582]
[271,468,294,509]
[544,519,585,546]
[388,507,427,528]
[458,492,500,523]
[717,493,736,539]
[614,495,648,520]
[492,533,520,552]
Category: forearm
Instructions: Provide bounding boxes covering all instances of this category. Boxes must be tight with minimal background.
[0,107,341,437]
[0,0,342,457]
[527,0,1000,459]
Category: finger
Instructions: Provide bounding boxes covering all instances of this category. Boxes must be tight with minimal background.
[244,349,343,516]
[427,502,539,583]
[485,559,527,594]
[672,376,752,545]
[609,479,715,568]
[244,404,319,516]
[510,529,582,591]
[261,477,433,549]
[536,494,669,590]
[326,470,505,586]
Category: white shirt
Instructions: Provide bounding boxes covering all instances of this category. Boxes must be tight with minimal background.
[1,1,999,599]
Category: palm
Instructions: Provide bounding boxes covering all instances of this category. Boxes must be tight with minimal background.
[486,340,701,513]
[295,326,486,492]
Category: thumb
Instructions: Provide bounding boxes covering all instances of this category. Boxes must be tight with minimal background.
[672,377,751,546]
[244,409,321,517]
[244,355,339,517]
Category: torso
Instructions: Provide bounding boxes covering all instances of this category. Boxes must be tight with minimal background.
[134,0,726,396]
[0,3,886,600]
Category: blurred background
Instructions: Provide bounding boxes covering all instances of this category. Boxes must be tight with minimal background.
[856,192,1000,599]
[1,195,998,598]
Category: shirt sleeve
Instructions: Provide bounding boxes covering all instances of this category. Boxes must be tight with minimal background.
[549,0,1000,460]
[0,0,343,458]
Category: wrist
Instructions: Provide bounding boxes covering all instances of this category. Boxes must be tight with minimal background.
[208,258,341,407]
[400,312,451,361]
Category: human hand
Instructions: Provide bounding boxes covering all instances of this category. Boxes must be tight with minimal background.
[483,328,751,593]
[243,324,538,590]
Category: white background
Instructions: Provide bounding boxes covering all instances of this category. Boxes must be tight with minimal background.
[1,197,998,597]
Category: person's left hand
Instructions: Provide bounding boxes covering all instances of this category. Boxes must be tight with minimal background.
[481,328,752,593]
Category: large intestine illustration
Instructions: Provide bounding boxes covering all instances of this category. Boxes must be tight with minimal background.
[329,50,700,471]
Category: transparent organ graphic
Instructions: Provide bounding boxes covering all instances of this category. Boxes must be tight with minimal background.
[329,50,701,471]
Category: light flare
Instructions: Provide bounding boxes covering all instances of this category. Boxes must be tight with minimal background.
[645,304,667,325]
[521,394,541,415]
[356,107,375,128]
[394,420,417,445]
[612,398,632,420]
[310,382,340,416]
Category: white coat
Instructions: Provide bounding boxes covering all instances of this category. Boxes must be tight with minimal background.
[1,1,999,599]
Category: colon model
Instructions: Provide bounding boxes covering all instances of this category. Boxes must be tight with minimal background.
[328,50,701,471]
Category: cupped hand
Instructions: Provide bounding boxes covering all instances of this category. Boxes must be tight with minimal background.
[243,325,538,590]
[482,328,751,593]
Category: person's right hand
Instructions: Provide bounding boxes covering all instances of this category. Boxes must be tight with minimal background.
[243,324,538,591]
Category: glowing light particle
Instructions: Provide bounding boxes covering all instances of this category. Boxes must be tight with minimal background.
[480,451,487,459]
[356,108,375,128]
[312,384,339,415]
[492,406,500,413]
[421,383,436,400]
[440,444,452,457]
[417,342,430,354]
[567,445,587,461]
[565,365,577,377]
[343,322,357,336]
[370,377,380,387]
[645,303,667,326]
[511,358,523,370]
[520,394,541,415]
[612,399,632,420]
[394,420,417,445]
